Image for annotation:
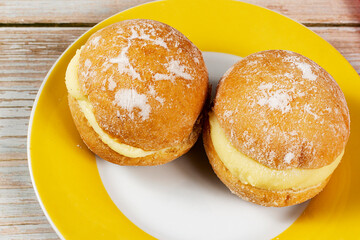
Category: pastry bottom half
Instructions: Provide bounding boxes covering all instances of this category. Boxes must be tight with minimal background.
[68,95,202,166]
[202,118,329,207]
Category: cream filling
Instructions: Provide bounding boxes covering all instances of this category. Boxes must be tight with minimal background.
[66,48,158,158]
[209,112,343,190]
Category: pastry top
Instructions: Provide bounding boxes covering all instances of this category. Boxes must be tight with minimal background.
[213,50,350,169]
[78,19,208,151]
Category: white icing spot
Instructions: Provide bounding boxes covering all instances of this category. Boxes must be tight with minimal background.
[154,60,192,81]
[224,110,233,118]
[289,131,298,136]
[283,55,317,80]
[153,73,170,81]
[269,150,276,161]
[109,43,142,81]
[242,130,255,148]
[129,26,168,49]
[224,110,234,123]
[258,83,273,90]
[304,104,319,120]
[91,36,101,47]
[247,60,258,66]
[325,107,332,113]
[257,90,292,113]
[284,152,294,164]
[194,57,200,64]
[108,76,116,91]
[284,72,294,78]
[102,62,112,72]
[284,55,301,63]
[148,85,156,96]
[293,62,317,81]
[155,96,165,104]
[113,88,151,120]
[297,91,306,97]
[109,25,171,81]
[167,60,192,80]
[148,85,165,105]
[85,59,92,68]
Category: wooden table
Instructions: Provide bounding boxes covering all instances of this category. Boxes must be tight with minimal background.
[0,0,359,239]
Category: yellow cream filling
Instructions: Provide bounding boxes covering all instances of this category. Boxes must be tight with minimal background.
[209,112,343,190]
[65,48,157,158]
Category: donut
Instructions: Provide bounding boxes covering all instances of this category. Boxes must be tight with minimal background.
[203,50,350,207]
[66,19,208,166]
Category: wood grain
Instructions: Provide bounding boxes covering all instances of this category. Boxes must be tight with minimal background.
[0,0,360,25]
[0,1,359,238]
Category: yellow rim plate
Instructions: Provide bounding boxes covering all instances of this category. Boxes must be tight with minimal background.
[28,0,360,239]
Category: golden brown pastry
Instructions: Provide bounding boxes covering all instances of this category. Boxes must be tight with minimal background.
[66,19,208,166]
[203,50,350,207]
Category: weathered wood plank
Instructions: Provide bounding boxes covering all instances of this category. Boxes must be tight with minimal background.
[0,0,360,24]
[0,233,58,240]
[0,160,32,189]
[0,188,38,204]
[0,224,58,239]
[0,203,46,218]
[0,215,50,227]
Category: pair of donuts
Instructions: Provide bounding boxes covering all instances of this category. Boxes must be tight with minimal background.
[65,19,350,207]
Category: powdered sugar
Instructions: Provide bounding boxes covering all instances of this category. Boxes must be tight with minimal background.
[284,152,294,164]
[224,110,233,118]
[107,25,193,83]
[283,72,294,78]
[148,85,156,96]
[107,76,116,91]
[293,62,317,81]
[153,73,170,81]
[109,42,142,81]
[284,55,317,81]
[85,59,92,68]
[304,104,320,120]
[257,90,292,113]
[113,88,151,120]
[148,85,165,105]
[258,83,273,90]
[289,131,298,136]
[128,27,168,49]
[109,25,170,81]
[167,60,192,80]
[153,59,192,82]
[90,36,101,47]
[155,96,165,104]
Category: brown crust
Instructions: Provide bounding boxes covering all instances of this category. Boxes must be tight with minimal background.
[77,19,208,151]
[214,50,350,169]
[68,95,202,166]
[202,116,330,207]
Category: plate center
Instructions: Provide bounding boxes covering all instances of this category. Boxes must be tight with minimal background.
[97,52,308,240]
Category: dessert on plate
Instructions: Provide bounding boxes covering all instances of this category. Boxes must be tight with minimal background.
[203,50,350,207]
[66,19,208,166]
